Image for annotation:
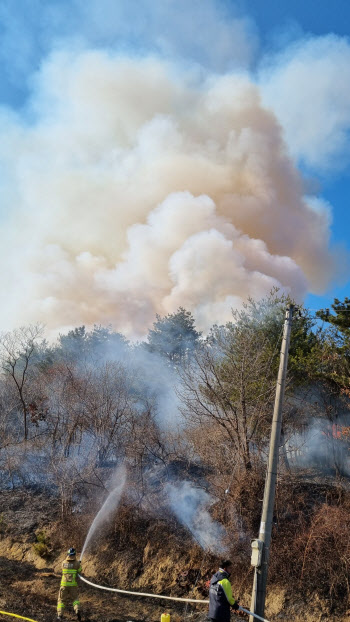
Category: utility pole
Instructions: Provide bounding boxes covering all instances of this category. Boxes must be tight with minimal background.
[249,304,294,622]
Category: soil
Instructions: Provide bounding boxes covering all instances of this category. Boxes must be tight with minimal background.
[0,489,348,622]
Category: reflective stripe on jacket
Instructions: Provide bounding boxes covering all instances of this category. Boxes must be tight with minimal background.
[208,569,236,622]
[60,558,82,587]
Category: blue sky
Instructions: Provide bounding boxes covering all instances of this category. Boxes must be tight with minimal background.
[240,0,350,40]
[0,0,349,334]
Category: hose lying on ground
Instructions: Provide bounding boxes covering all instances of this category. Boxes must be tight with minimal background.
[0,611,39,622]
[79,574,271,622]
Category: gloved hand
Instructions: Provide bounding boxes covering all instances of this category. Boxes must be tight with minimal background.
[232,600,239,611]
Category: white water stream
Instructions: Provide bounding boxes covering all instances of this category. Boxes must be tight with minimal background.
[81,465,126,559]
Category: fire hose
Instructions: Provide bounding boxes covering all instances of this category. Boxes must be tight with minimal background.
[0,611,39,622]
[79,574,271,622]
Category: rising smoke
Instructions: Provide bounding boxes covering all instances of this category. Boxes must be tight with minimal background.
[260,34,350,171]
[1,2,349,340]
[286,418,350,477]
[166,480,227,553]
[0,43,337,337]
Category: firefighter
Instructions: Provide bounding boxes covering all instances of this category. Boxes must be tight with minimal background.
[208,560,239,622]
[57,547,82,621]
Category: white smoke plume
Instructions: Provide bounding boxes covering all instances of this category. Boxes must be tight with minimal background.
[166,480,227,553]
[260,34,350,171]
[286,418,350,476]
[0,46,337,337]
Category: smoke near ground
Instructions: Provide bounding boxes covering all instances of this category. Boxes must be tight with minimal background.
[166,481,227,553]
[0,2,348,337]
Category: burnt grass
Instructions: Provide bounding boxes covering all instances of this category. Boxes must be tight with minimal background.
[1,476,350,621]
[0,488,216,622]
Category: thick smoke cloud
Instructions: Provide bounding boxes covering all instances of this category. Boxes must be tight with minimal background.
[0,48,336,337]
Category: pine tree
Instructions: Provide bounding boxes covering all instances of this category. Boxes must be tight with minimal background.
[145,308,201,364]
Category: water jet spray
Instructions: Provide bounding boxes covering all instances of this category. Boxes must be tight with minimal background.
[81,465,126,560]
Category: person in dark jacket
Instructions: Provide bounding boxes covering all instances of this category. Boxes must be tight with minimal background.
[208,560,239,622]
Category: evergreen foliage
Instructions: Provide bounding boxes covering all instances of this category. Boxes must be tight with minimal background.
[144,307,201,363]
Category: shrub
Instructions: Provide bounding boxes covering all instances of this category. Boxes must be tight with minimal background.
[33,530,50,558]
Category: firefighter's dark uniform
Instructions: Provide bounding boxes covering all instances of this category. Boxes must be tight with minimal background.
[57,556,82,618]
[208,568,237,622]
